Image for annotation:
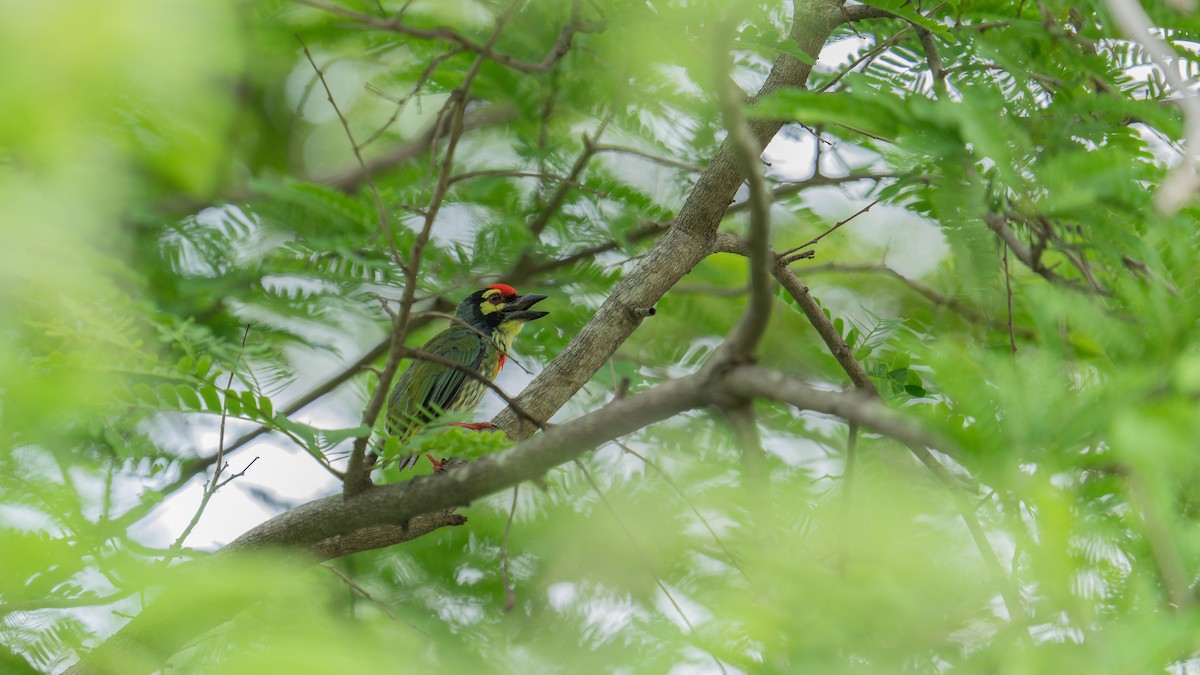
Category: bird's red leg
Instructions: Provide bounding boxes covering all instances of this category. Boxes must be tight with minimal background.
[426,454,446,472]
[447,421,498,431]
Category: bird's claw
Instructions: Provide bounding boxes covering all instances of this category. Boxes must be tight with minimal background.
[426,453,447,472]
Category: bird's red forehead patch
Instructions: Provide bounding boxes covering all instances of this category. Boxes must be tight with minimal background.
[487,283,518,297]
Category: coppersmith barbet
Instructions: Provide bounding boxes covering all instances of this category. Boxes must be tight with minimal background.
[386,283,548,471]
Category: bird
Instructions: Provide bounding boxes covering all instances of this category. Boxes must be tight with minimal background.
[384,283,548,471]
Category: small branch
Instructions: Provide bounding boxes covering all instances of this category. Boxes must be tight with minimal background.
[591,143,704,172]
[779,197,881,260]
[297,37,407,275]
[528,122,610,238]
[522,220,671,277]
[723,366,951,452]
[713,56,774,362]
[984,213,1088,292]
[322,564,404,625]
[164,324,252,563]
[726,173,899,215]
[447,170,601,193]
[359,46,463,149]
[818,26,913,93]
[772,265,878,394]
[842,422,859,520]
[917,26,949,97]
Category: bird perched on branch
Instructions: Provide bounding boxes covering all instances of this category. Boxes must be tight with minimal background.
[385,283,548,471]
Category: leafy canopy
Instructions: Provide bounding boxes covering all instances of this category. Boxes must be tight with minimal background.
[4,0,1200,673]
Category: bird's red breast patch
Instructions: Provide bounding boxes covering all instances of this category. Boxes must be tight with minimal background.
[496,353,507,373]
[487,283,518,297]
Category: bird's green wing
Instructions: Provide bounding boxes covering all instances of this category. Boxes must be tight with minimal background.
[386,327,486,437]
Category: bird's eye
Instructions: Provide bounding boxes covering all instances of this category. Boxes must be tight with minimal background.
[488,294,503,304]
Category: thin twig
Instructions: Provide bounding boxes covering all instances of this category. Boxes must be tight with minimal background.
[713,43,773,362]
[297,36,407,275]
[779,198,881,260]
[446,170,602,194]
[591,143,704,172]
[726,173,898,215]
[984,213,1089,292]
[843,422,859,520]
[360,47,463,149]
[164,324,253,562]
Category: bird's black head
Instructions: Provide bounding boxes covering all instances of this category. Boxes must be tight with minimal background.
[455,283,549,335]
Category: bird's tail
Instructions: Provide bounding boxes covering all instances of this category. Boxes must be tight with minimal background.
[396,454,421,472]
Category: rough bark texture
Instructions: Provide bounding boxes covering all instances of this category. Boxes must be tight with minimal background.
[493,0,848,437]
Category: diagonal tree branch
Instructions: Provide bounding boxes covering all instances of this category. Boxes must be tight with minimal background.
[493,0,855,438]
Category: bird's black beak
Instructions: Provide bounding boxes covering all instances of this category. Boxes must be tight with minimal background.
[501,293,549,322]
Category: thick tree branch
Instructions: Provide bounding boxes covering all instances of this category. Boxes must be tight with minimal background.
[493,0,852,438]
[69,361,945,675]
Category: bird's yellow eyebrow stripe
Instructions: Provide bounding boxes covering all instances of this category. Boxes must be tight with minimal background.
[480,292,504,314]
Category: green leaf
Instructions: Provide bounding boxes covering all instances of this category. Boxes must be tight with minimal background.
[223,390,242,417]
[258,395,274,419]
[195,354,214,378]
[240,390,259,416]
[199,385,222,412]
[176,385,202,410]
[133,384,158,406]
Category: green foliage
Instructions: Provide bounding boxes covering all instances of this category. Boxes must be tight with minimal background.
[6,0,1200,673]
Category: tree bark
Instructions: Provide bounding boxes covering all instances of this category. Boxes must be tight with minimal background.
[493,0,851,437]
